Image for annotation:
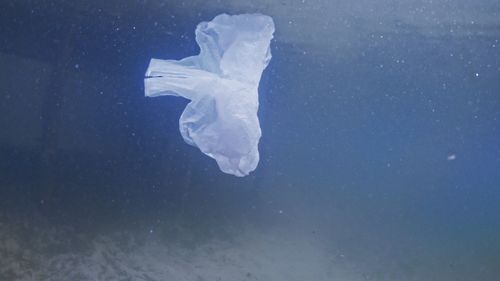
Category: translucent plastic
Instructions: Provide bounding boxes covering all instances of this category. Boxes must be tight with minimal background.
[145,14,274,177]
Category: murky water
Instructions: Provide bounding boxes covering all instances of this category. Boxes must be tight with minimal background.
[1,1,499,280]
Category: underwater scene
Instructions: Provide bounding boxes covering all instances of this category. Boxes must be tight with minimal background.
[0,0,499,280]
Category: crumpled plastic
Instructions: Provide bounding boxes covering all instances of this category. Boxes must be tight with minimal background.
[145,13,274,177]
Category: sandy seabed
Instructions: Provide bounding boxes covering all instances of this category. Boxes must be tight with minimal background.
[1,212,499,281]
[0,216,335,281]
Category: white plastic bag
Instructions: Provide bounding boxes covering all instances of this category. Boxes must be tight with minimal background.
[145,14,274,176]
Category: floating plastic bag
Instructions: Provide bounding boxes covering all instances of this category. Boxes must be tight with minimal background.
[145,14,274,177]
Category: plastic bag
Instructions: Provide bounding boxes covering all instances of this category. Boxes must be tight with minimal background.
[145,14,274,177]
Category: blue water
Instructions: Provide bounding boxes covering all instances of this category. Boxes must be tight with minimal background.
[0,1,499,280]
